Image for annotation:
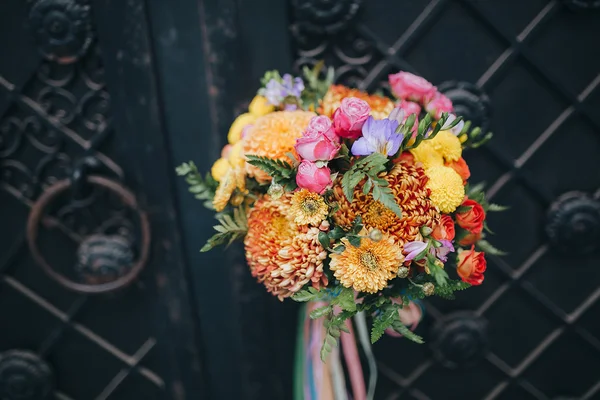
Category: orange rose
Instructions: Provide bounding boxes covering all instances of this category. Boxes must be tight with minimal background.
[455,199,485,234]
[457,246,486,285]
[432,215,455,241]
[458,232,481,246]
[446,157,470,183]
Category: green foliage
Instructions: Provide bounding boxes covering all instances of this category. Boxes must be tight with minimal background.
[476,240,507,256]
[459,120,493,149]
[200,207,248,252]
[434,280,471,300]
[259,70,282,87]
[488,203,510,212]
[427,256,450,287]
[341,153,403,218]
[301,61,335,111]
[176,162,218,209]
[402,112,454,151]
[371,303,398,343]
[390,318,424,344]
[310,305,333,319]
[246,155,297,189]
[334,287,357,312]
[320,311,352,362]
[292,286,327,302]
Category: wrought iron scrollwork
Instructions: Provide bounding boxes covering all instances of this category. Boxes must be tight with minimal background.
[438,81,491,133]
[546,191,600,255]
[290,0,363,36]
[430,311,488,369]
[26,175,151,293]
[28,0,93,64]
[0,350,54,400]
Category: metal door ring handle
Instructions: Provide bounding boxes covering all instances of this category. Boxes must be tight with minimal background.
[26,175,151,294]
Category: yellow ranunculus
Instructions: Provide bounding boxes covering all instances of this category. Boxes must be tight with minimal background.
[228,113,257,144]
[248,95,275,116]
[211,157,230,182]
[228,141,245,167]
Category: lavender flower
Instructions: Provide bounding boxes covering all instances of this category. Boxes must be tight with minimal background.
[351,117,403,157]
[404,240,428,261]
[433,239,455,262]
[261,74,305,107]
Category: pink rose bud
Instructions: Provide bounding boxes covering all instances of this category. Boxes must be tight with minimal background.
[296,160,332,194]
[305,115,338,142]
[425,92,453,119]
[388,71,436,102]
[399,100,422,116]
[295,134,340,162]
[332,97,371,139]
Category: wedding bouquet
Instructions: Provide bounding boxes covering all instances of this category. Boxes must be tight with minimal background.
[177,65,503,363]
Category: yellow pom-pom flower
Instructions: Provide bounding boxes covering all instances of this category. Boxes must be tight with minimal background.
[211,158,230,182]
[249,95,275,116]
[425,165,465,213]
[410,142,444,169]
[228,113,257,144]
[428,130,462,162]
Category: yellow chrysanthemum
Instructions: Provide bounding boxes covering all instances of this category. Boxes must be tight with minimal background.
[409,141,444,169]
[290,189,329,226]
[428,130,462,162]
[244,194,328,300]
[426,165,465,213]
[228,113,257,144]
[318,85,395,120]
[249,95,275,116]
[243,111,315,183]
[211,157,230,181]
[329,229,404,293]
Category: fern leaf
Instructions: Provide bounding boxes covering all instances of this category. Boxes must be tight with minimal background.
[391,319,424,344]
[371,182,403,219]
[371,305,399,343]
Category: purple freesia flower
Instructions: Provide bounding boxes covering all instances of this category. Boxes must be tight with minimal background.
[404,240,428,261]
[433,239,455,262]
[351,117,403,157]
[262,74,305,106]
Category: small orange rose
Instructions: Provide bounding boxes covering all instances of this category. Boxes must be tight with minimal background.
[458,232,482,246]
[456,199,485,234]
[432,214,455,241]
[457,246,486,285]
[446,157,470,183]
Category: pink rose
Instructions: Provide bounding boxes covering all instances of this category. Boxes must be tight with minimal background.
[295,133,340,162]
[399,100,422,117]
[305,115,338,141]
[388,71,436,102]
[296,161,332,194]
[332,97,371,139]
[425,92,453,119]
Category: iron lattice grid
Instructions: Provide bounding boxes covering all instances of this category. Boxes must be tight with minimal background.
[292,0,600,399]
[0,42,165,399]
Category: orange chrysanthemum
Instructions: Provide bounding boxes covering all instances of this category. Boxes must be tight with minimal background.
[332,161,440,245]
[244,194,328,300]
[329,229,404,293]
[243,111,315,183]
[318,85,396,120]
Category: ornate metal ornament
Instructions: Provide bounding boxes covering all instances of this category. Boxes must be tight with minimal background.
[28,0,93,64]
[430,311,488,369]
[546,191,600,255]
[438,81,491,133]
[563,0,600,10]
[0,350,54,400]
[290,0,363,35]
[26,175,151,293]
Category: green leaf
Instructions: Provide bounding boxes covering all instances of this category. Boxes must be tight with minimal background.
[320,311,355,361]
[200,207,248,252]
[341,169,365,202]
[428,260,449,286]
[371,182,403,219]
[371,305,399,343]
[348,236,362,248]
[488,203,509,212]
[177,161,218,207]
[332,244,346,254]
[246,155,295,184]
[292,287,323,302]
[333,287,357,312]
[391,319,424,344]
[310,305,333,319]
[328,227,345,240]
[318,231,330,249]
[403,114,416,133]
[455,205,472,214]
[476,240,507,256]
[434,280,471,299]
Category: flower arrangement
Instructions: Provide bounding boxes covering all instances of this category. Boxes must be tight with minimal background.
[177,65,504,362]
